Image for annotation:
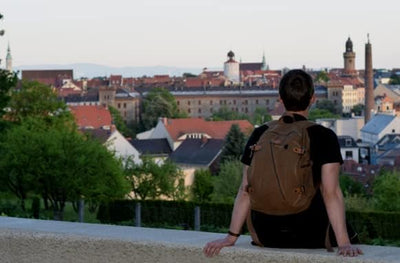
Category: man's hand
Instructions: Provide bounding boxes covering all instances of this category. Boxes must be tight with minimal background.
[337,244,363,257]
[203,235,237,257]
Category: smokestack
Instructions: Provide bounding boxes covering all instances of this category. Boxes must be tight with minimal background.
[365,34,374,123]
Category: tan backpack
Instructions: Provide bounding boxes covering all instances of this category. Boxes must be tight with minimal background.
[247,117,317,215]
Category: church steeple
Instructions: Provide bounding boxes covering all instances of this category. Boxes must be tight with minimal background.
[343,36,356,76]
[261,51,268,70]
[6,42,12,72]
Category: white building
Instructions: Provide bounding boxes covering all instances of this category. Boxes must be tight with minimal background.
[360,114,400,145]
[316,117,364,141]
[223,50,240,84]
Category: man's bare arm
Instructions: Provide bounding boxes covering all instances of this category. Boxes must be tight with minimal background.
[320,163,363,257]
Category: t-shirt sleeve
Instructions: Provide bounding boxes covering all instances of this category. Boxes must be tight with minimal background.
[309,125,343,166]
[240,125,269,166]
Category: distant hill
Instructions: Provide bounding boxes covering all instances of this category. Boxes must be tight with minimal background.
[14,63,208,79]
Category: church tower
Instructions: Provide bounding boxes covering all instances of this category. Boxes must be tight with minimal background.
[261,51,269,70]
[6,43,12,72]
[364,35,374,123]
[224,50,240,83]
[343,37,356,76]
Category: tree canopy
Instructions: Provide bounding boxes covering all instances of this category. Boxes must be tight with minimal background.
[0,69,17,118]
[210,106,249,121]
[6,80,72,124]
[0,118,129,219]
[124,157,186,200]
[140,87,186,131]
[389,74,400,85]
[314,70,330,83]
[211,160,243,203]
[372,170,400,212]
[108,105,130,136]
[308,108,341,121]
[315,99,337,114]
[219,124,246,164]
[351,104,365,116]
[251,107,272,126]
[191,169,213,203]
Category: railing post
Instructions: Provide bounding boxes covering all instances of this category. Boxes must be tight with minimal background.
[194,206,200,231]
[78,199,84,223]
[135,202,141,227]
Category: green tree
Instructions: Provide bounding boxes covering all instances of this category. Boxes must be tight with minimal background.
[125,157,186,200]
[219,124,246,164]
[315,99,337,114]
[315,70,330,83]
[372,170,400,211]
[6,80,72,124]
[251,107,272,126]
[140,87,186,130]
[389,74,400,85]
[191,169,214,203]
[351,104,364,116]
[0,69,17,117]
[108,105,129,136]
[339,174,367,197]
[0,69,18,133]
[212,160,242,203]
[210,106,249,121]
[0,118,129,219]
[308,108,340,121]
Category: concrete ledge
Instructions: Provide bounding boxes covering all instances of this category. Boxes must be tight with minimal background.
[1,217,399,263]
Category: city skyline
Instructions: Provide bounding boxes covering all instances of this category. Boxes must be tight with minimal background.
[2,0,400,70]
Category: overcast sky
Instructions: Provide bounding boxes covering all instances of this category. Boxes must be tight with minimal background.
[1,0,399,70]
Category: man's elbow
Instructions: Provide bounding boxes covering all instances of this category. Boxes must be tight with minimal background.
[321,186,343,201]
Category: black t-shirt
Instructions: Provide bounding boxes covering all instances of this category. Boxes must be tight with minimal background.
[241,114,344,248]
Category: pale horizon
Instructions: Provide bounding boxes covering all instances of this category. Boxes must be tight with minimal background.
[2,0,400,71]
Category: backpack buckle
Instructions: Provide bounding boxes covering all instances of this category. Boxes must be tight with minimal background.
[293,146,305,154]
[294,185,305,195]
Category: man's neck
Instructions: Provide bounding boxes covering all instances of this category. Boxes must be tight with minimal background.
[284,110,309,118]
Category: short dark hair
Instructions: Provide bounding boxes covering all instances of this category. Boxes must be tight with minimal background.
[279,69,314,111]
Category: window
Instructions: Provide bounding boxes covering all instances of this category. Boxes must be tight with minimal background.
[266,99,270,105]
[345,138,352,147]
[198,100,201,105]
[210,100,213,105]
[188,109,191,113]
[198,108,201,113]
[123,103,126,108]
[118,103,121,108]
[256,99,259,104]
[177,101,180,105]
[345,151,353,159]
[188,101,191,105]
[233,100,236,105]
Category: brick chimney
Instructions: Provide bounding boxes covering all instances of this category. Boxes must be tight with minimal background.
[365,34,374,123]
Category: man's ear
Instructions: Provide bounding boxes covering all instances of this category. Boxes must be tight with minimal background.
[279,96,283,104]
[310,95,316,105]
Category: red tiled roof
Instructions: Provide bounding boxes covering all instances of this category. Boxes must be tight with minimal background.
[185,77,224,88]
[58,88,81,98]
[69,105,112,129]
[161,118,254,141]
